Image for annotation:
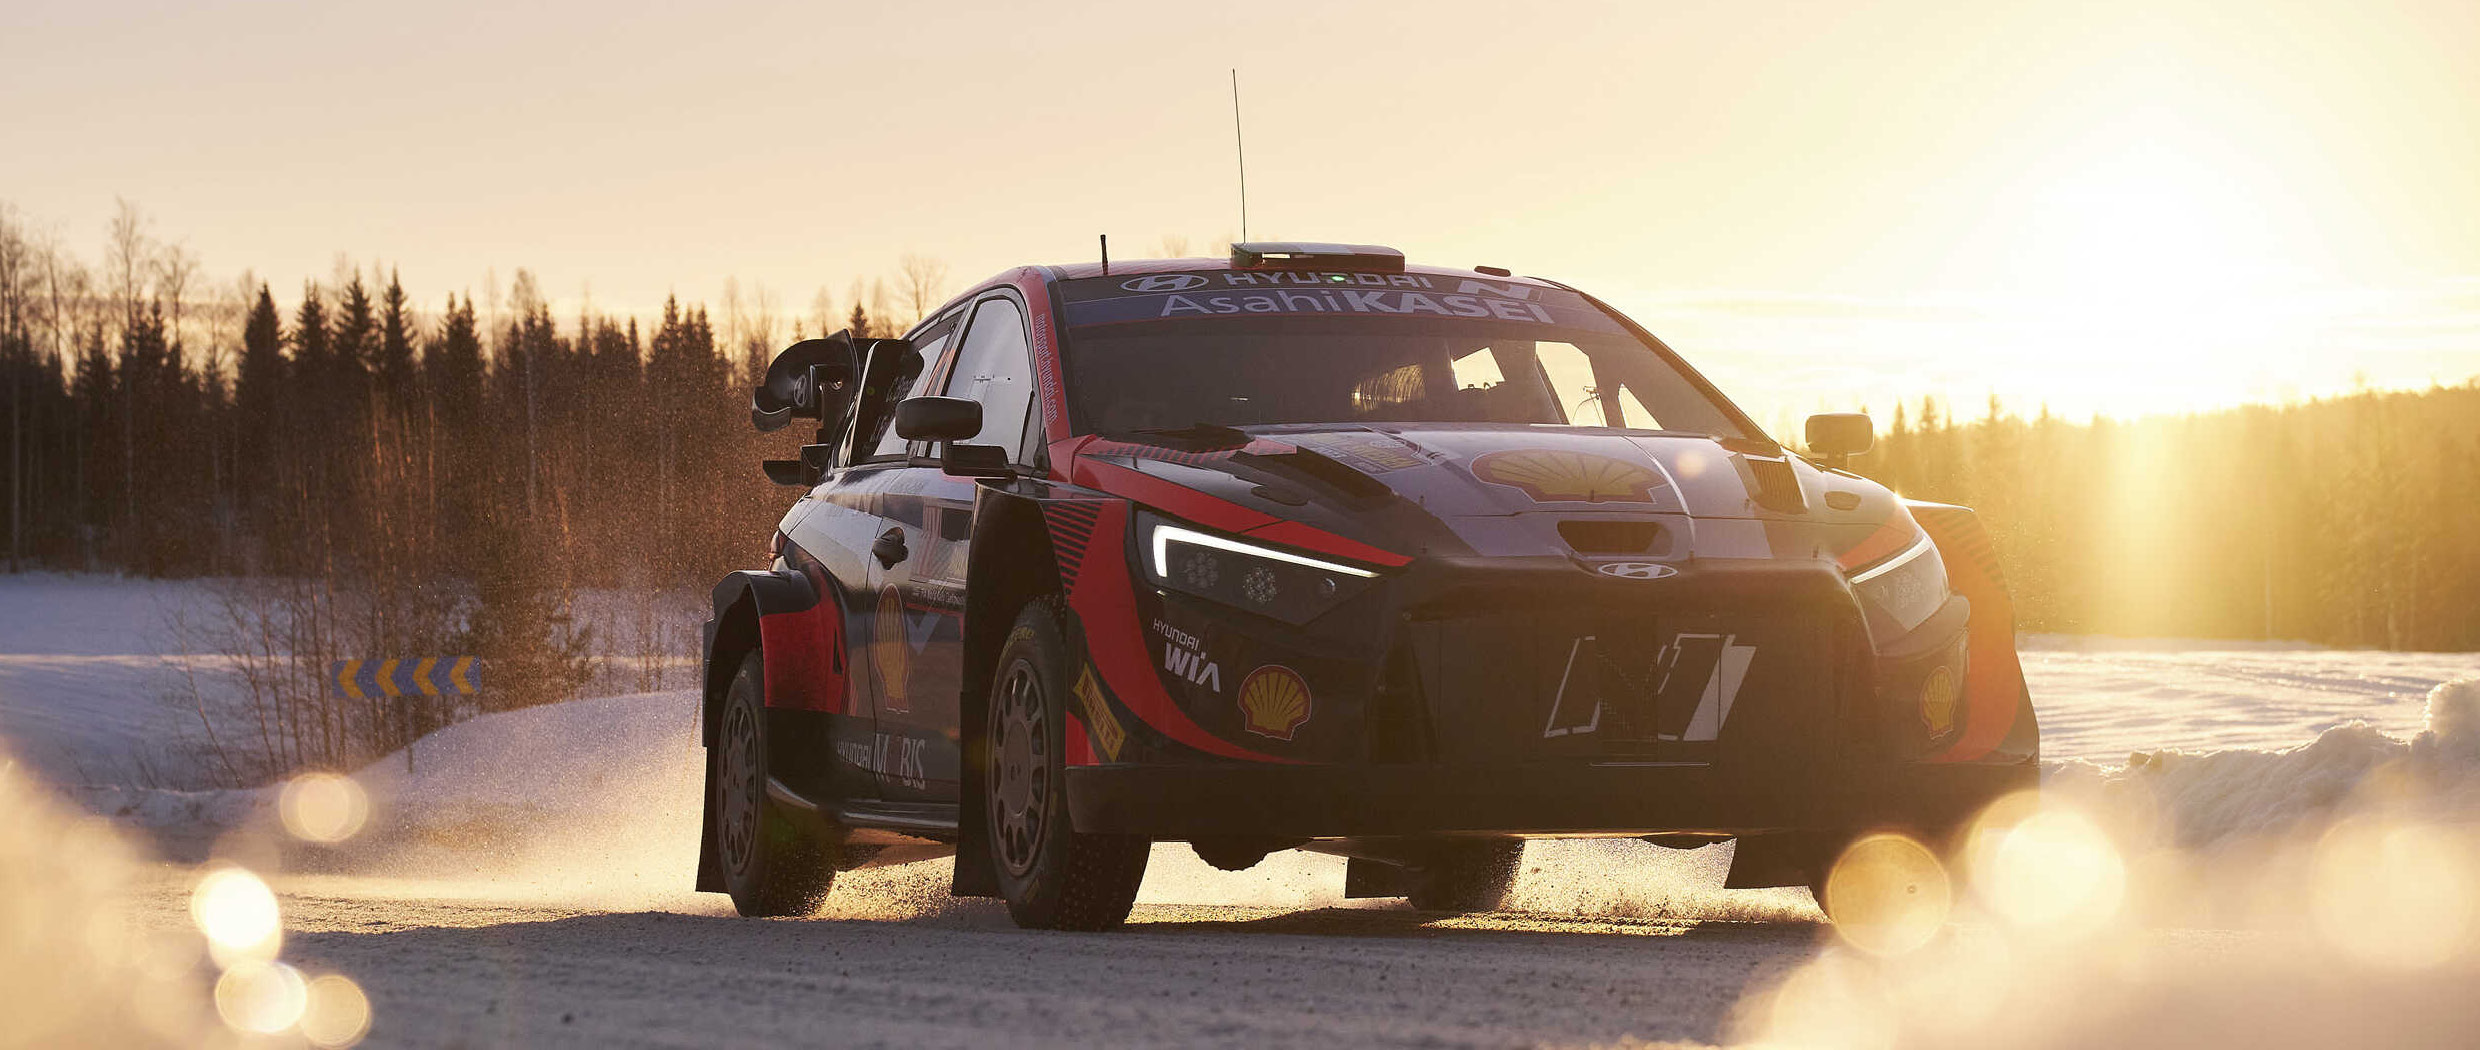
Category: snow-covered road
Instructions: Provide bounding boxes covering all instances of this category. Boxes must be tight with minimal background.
[247,892,1834,1048]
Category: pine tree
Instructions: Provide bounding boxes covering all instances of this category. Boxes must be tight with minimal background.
[235,285,284,480]
[375,270,417,412]
[427,294,484,425]
[291,284,331,403]
[330,274,376,410]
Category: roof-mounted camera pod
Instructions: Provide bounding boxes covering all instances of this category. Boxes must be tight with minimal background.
[1228,241,1406,274]
[752,329,917,487]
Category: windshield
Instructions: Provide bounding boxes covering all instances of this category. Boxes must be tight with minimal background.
[1057,271,1757,441]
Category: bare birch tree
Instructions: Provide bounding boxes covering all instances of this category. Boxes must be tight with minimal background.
[896,253,949,329]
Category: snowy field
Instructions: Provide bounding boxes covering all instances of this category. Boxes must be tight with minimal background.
[6,573,2480,1047]
[0,573,703,794]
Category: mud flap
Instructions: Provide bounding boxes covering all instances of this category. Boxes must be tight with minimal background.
[1344,856,1410,898]
[950,734,1000,898]
[1724,832,1828,889]
[694,740,724,893]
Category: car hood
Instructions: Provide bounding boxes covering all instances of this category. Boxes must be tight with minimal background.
[1069,423,1916,567]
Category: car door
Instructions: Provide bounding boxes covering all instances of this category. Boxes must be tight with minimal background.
[773,317,956,806]
[777,473,892,804]
[864,293,1039,803]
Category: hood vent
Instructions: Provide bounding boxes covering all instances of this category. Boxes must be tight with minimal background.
[1739,452,1808,513]
[1558,519,1666,554]
[1238,448,1395,507]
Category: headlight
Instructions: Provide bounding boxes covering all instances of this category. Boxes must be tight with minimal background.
[1849,533,1949,634]
[1141,513,1380,626]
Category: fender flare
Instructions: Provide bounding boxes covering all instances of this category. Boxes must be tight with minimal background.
[1903,501,2039,764]
[696,568,821,895]
[701,568,823,747]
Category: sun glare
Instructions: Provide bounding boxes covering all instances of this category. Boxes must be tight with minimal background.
[1983,131,2309,415]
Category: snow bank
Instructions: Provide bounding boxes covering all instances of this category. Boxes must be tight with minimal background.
[2050,677,2480,849]
[269,691,716,912]
[2024,646,2479,761]
[1730,682,2480,1050]
[2422,676,2480,762]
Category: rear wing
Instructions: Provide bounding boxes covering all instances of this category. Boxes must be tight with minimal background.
[752,329,918,486]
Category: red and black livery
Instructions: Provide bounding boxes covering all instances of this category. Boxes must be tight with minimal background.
[695,243,2038,927]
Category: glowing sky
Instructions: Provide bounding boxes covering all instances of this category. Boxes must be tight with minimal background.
[6,0,2476,428]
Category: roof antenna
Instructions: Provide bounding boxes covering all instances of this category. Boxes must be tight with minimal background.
[1099,233,1109,275]
[1231,68,1249,242]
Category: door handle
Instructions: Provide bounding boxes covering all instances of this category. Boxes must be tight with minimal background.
[871,527,909,569]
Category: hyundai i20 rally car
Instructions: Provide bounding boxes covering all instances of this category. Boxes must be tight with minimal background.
[695,242,2038,929]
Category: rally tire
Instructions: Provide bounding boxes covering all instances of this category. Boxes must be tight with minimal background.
[714,650,835,917]
[986,602,1151,931]
[1406,841,1525,913]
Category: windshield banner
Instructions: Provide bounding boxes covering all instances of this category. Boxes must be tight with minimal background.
[1061,271,1625,332]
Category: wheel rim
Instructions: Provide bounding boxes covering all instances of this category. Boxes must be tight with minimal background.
[719,698,760,879]
[988,659,1050,878]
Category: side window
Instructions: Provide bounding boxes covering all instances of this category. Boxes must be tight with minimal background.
[941,297,1036,461]
[868,329,954,460]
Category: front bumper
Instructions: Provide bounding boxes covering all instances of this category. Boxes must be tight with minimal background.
[1066,757,2035,840]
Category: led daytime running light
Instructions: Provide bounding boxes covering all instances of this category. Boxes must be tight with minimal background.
[1151,524,1379,581]
[1850,533,1935,584]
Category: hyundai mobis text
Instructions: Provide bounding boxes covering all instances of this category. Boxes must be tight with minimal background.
[695,243,2037,928]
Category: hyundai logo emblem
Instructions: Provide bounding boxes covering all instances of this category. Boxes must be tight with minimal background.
[1120,274,1210,292]
[1595,561,1678,580]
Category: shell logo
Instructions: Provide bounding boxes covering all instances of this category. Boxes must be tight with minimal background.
[1236,665,1312,741]
[1470,449,1661,504]
[873,585,910,710]
[1920,665,1958,736]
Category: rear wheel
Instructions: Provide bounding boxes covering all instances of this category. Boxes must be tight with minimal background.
[714,650,834,916]
[1406,840,1525,913]
[986,603,1151,930]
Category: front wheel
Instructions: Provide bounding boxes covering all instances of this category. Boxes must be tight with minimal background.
[713,650,835,916]
[985,603,1151,930]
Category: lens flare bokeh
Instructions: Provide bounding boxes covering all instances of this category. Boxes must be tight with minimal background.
[190,865,283,966]
[278,772,372,844]
[1823,832,1953,957]
[1966,793,2125,934]
[214,960,310,1034]
[2311,818,2476,971]
[300,973,374,1047]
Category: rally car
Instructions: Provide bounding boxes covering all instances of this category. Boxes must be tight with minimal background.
[695,242,2038,929]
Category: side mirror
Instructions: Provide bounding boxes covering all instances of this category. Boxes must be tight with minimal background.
[1805,412,1873,468]
[893,397,1016,479]
[894,396,982,442]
